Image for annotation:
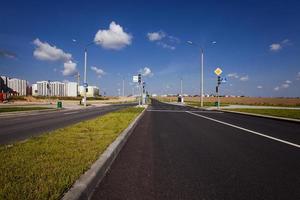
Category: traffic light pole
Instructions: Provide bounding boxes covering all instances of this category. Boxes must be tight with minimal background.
[217,76,221,110]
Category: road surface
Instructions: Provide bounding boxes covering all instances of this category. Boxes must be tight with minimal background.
[0,103,136,145]
[91,99,300,200]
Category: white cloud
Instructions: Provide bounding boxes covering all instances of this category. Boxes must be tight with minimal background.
[227,73,239,79]
[257,85,263,89]
[269,43,282,52]
[147,31,166,41]
[94,21,132,50]
[33,38,72,61]
[63,61,77,76]
[91,66,106,78]
[296,72,300,80]
[269,39,291,52]
[140,67,153,77]
[157,42,176,50]
[274,79,293,91]
[281,83,290,88]
[285,80,292,84]
[240,75,249,81]
[147,30,179,50]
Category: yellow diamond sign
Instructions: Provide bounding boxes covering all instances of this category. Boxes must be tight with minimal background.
[214,67,222,76]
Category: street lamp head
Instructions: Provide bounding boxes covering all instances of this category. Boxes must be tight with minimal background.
[212,41,217,44]
[187,41,193,45]
[72,39,77,42]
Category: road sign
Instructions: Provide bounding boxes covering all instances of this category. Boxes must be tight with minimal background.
[133,76,138,83]
[83,83,88,87]
[214,67,223,76]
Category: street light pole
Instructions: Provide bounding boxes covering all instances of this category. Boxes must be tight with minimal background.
[187,40,216,108]
[201,49,204,107]
[83,48,87,107]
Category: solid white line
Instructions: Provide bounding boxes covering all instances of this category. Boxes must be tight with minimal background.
[147,110,186,113]
[186,111,300,149]
[64,111,79,115]
[147,109,223,113]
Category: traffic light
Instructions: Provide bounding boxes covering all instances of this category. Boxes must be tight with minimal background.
[217,76,221,85]
[138,74,142,83]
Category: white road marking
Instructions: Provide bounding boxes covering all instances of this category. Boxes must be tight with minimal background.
[147,109,222,113]
[186,111,300,149]
[64,111,79,115]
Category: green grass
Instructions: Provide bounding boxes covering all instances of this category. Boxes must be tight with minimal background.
[225,108,300,119]
[0,107,52,113]
[0,107,144,200]
[186,101,229,107]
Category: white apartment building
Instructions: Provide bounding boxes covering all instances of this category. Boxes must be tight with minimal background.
[32,84,38,96]
[65,82,78,97]
[35,81,77,97]
[36,81,49,96]
[6,77,27,96]
[79,86,100,97]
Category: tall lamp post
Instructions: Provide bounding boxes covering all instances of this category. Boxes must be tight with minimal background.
[73,40,100,107]
[187,40,216,107]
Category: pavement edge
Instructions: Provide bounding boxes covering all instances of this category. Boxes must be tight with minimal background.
[61,105,148,200]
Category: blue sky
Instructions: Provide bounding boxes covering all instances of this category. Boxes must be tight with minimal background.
[0,0,300,97]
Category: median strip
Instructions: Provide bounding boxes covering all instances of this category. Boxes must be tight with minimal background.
[0,107,144,200]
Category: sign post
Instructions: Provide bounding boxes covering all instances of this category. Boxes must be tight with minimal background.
[214,67,223,109]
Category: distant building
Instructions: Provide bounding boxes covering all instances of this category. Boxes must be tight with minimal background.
[36,81,49,96]
[65,82,78,97]
[35,81,77,97]
[0,76,28,96]
[79,86,100,97]
[32,84,38,96]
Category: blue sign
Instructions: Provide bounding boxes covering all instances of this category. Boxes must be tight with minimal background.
[83,83,88,87]
[221,77,227,83]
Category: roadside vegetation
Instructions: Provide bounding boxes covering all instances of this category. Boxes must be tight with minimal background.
[0,107,52,113]
[155,96,300,107]
[0,107,143,200]
[185,101,229,107]
[225,108,300,120]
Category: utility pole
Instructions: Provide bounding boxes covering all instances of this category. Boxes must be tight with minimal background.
[201,49,204,107]
[83,48,87,107]
[122,78,125,97]
[180,78,183,96]
[74,72,80,96]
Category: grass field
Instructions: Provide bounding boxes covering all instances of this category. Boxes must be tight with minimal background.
[185,101,228,107]
[0,107,52,113]
[155,96,300,107]
[225,108,300,119]
[0,107,143,200]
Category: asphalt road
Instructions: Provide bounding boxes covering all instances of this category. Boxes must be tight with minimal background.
[0,103,136,145]
[91,99,300,200]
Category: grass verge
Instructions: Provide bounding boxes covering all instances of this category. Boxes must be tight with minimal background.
[225,108,300,120]
[0,107,52,113]
[0,107,144,200]
[186,101,229,107]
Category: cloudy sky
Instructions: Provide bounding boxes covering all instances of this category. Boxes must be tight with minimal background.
[0,0,300,97]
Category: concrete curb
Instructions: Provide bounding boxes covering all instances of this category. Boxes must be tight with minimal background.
[62,106,148,200]
[221,109,300,123]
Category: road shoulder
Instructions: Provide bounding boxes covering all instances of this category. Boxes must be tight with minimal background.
[62,106,148,200]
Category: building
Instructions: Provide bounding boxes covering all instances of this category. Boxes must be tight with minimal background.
[0,76,28,96]
[79,86,100,97]
[34,81,77,97]
[32,84,38,96]
[65,82,78,97]
[36,81,49,96]
[50,81,65,97]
